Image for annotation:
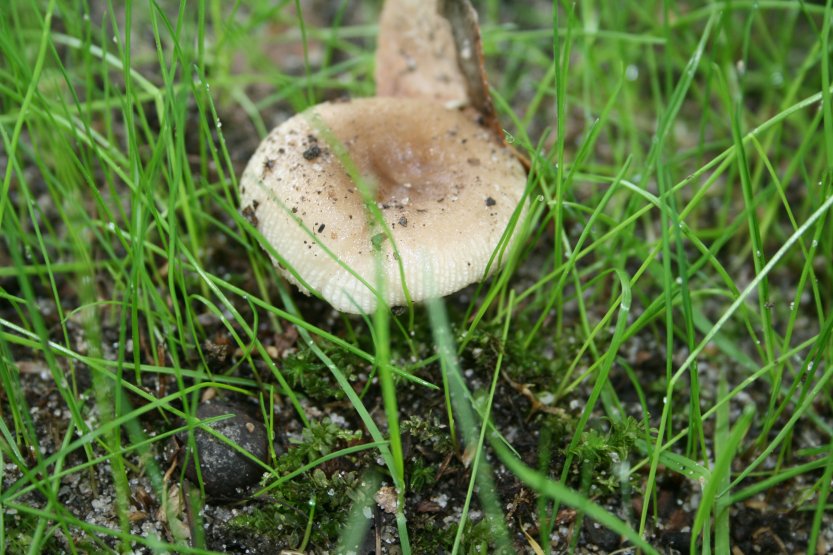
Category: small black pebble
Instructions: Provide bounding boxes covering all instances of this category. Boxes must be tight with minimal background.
[660,531,691,552]
[181,401,268,498]
[582,518,621,552]
[303,145,322,160]
[485,196,496,207]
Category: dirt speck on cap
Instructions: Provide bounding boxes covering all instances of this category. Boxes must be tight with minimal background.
[242,202,259,227]
[303,145,322,160]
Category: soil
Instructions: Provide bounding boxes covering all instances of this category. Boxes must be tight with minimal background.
[5,305,831,553]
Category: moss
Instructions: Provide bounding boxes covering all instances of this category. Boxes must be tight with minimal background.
[400,415,455,492]
[465,320,582,386]
[288,418,363,461]
[228,418,366,548]
[3,511,66,553]
[229,467,364,548]
[401,415,454,454]
[281,342,364,401]
[566,415,642,494]
[410,515,516,554]
[407,458,436,492]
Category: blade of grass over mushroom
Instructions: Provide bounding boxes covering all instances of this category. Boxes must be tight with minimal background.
[456,119,544,339]
[455,153,536,342]
[372,258,406,491]
[493,176,632,310]
[305,109,414,317]
[114,175,419,383]
[166,233,436,388]
[240,94,527,314]
[246,174,382,307]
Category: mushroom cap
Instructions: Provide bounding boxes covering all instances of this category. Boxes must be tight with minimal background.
[240,96,527,313]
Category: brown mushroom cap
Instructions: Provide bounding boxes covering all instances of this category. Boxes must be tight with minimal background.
[240,96,526,313]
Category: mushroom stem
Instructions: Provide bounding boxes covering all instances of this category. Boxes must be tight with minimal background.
[375,0,468,104]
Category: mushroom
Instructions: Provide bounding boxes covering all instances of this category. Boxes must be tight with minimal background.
[239,0,527,314]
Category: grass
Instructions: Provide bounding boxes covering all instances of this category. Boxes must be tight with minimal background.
[1,0,833,553]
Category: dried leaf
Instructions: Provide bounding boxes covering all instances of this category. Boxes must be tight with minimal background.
[157,483,192,544]
[374,485,399,514]
[437,0,501,136]
[521,526,547,555]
